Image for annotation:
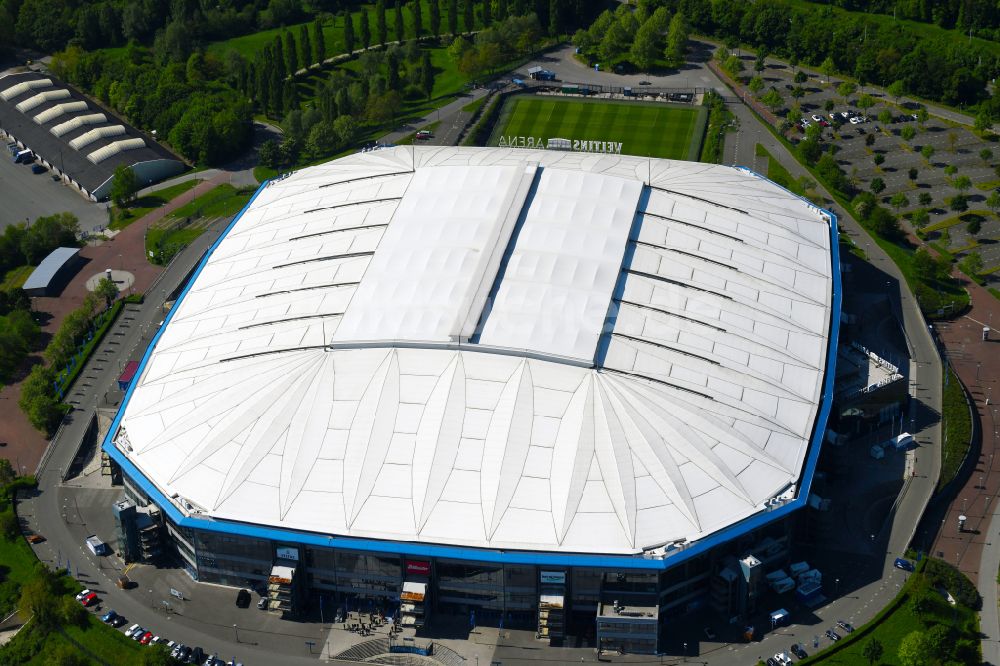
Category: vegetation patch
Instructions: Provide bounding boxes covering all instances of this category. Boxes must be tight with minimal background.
[924,209,992,233]
[109,179,200,230]
[799,559,980,664]
[700,90,733,164]
[940,366,974,492]
[0,266,33,292]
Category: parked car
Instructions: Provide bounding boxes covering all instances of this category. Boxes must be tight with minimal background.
[177,646,192,662]
[894,557,915,571]
[26,534,45,543]
[170,643,186,659]
[840,111,851,119]
[791,643,808,659]
[819,119,830,127]
[837,620,855,633]
[125,624,143,639]
[75,589,92,601]
[235,588,251,608]
[30,163,46,174]
[190,646,205,663]
[826,628,841,641]
[258,597,268,610]
[415,130,433,140]
[111,616,127,628]
[810,114,822,122]
[132,627,148,641]
[101,609,118,623]
[849,117,861,124]
[139,632,154,645]
[80,592,99,607]
[773,652,793,666]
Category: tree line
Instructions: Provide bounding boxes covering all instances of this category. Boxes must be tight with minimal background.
[573,4,689,72]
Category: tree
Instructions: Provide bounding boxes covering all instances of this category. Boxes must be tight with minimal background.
[298,24,312,68]
[94,277,118,311]
[897,630,928,666]
[870,177,886,194]
[748,76,764,94]
[754,51,766,74]
[463,0,473,32]
[630,13,663,72]
[332,115,358,147]
[916,106,929,127]
[258,139,280,168]
[967,216,982,235]
[981,148,993,165]
[949,194,969,212]
[360,9,372,48]
[306,122,339,156]
[836,81,856,102]
[791,86,805,99]
[313,18,326,64]
[411,0,423,39]
[975,107,993,134]
[863,638,884,666]
[547,0,559,35]
[395,0,405,43]
[918,192,933,206]
[901,125,916,141]
[344,11,356,54]
[857,93,875,114]
[887,79,905,104]
[820,56,835,83]
[664,12,688,69]
[18,566,60,627]
[959,251,984,279]
[873,153,885,166]
[911,208,930,227]
[987,190,1000,215]
[908,167,918,180]
[890,192,908,212]
[420,50,435,98]
[284,31,298,74]
[878,108,893,125]
[760,88,783,113]
[866,133,876,147]
[947,131,958,152]
[448,0,458,35]
[110,165,138,208]
[913,247,939,281]
[482,0,491,27]
[793,70,807,84]
[921,144,935,160]
[953,174,972,192]
[430,0,441,36]
[376,0,387,45]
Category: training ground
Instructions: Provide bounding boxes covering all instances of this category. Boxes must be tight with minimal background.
[488,95,707,161]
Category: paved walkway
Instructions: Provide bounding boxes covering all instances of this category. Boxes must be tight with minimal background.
[0,171,229,476]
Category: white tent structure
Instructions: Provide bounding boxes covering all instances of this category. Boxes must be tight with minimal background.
[113,146,835,558]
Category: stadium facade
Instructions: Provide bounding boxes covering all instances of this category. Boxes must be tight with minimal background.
[104,147,840,653]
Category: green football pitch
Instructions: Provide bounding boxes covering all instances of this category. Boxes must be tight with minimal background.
[489,96,706,161]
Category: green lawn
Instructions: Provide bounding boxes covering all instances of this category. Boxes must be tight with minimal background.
[166,184,253,221]
[490,97,705,161]
[110,179,199,230]
[0,265,33,291]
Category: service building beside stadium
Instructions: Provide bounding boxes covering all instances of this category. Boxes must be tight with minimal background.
[104,146,840,653]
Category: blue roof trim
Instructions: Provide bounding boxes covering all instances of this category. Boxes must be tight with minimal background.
[103,168,841,572]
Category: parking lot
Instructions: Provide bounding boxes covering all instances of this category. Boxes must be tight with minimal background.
[0,141,107,233]
[746,54,1000,283]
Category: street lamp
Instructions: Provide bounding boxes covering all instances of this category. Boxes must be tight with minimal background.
[233,624,240,643]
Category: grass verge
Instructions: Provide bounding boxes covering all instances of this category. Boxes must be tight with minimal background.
[110,179,199,230]
[939,366,974,492]
[0,266,33,291]
[166,184,252,221]
[55,301,123,398]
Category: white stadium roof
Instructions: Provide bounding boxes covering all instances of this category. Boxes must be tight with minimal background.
[115,146,835,557]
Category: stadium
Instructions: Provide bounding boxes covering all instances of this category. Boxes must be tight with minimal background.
[104,146,840,653]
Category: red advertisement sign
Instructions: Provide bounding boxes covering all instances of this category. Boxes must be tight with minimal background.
[405,560,431,575]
